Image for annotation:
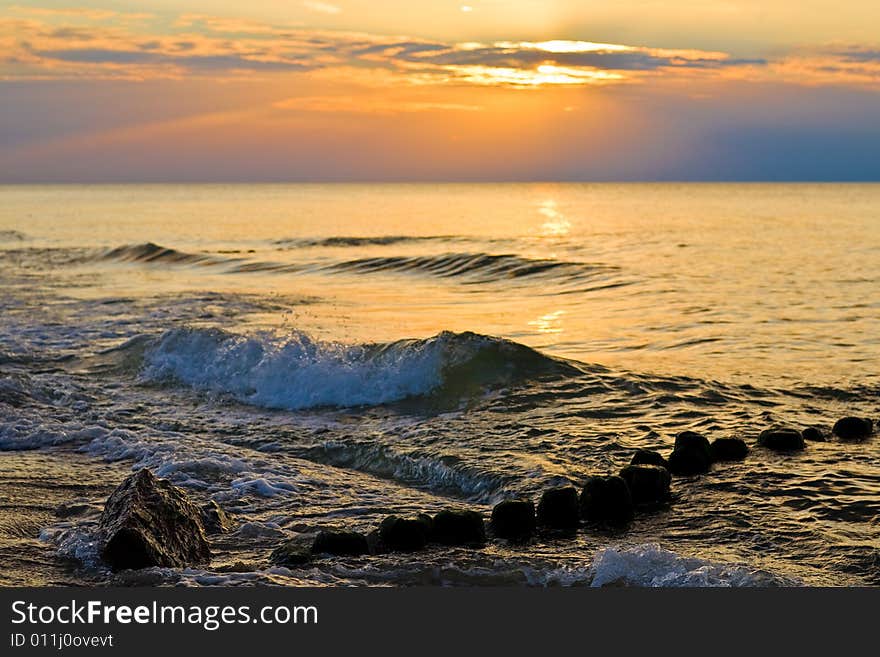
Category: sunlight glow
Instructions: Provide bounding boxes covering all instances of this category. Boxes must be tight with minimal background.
[452,64,624,86]
[303,1,342,15]
[528,40,634,54]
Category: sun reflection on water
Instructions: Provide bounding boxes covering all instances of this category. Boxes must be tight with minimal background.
[538,199,572,237]
[528,309,566,334]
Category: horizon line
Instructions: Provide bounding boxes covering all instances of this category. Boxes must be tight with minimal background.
[2,179,880,186]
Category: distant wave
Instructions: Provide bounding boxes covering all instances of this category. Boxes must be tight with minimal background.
[138,328,580,411]
[324,253,611,284]
[273,235,457,248]
[227,252,609,285]
[97,242,616,286]
[100,242,225,266]
[0,230,28,242]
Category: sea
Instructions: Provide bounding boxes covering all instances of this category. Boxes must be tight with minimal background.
[0,183,877,586]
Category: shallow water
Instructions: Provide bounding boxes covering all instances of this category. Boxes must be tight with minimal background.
[0,183,877,586]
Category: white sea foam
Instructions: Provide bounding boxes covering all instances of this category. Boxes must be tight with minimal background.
[0,416,304,503]
[234,521,285,539]
[588,544,797,587]
[42,522,105,570]
[230,476,297,497]
[0,419,72,449]
[141,327,447,410]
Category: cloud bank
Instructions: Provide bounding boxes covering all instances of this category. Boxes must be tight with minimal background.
[2,6,879,182]
[4,6,876,88]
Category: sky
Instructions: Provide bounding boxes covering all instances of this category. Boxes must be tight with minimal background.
[1,1,879,182]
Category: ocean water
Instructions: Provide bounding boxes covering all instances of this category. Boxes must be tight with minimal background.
[0,183,877,586]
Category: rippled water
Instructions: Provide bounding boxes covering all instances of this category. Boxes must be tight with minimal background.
[0,183,877,586]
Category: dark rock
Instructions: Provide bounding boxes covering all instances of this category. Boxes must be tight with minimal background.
[365,529,383,554]
[312,530,369,556]
[667,431,712,475]
[618,465,671,506]
[674,430,711,454]
[630,449,668,468]
[270,536,313,566]
[431,509,486,546]
[832,417,873,442]
[98,469,210,571]
[378,515,430,552]
[757,427,805,451]
[536,486,580,529]
[200,500,235,535]
[801,427,826,442]
[579,476,634,525]
[416,513,434,533]
[490,499,536,540]
[709,437,749,462]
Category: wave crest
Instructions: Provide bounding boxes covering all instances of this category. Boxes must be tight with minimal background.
[97,242,617,286]
[0,230,28,242]
[140,328,577,411]
[101,242,222,266]
[274,235,454,248]
[326,253,609,284]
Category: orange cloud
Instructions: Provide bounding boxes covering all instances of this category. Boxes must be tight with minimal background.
[1,7,879,91]
[766,45,880,89]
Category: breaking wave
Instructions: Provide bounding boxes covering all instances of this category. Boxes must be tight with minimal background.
[139,328,580,411]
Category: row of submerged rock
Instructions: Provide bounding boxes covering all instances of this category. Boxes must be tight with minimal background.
[508,415,874,533]
[271,509,488,565]
[270,461,671,564]
[92,415,873,571]
[755,416,874,450]
[271,416,875,562]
